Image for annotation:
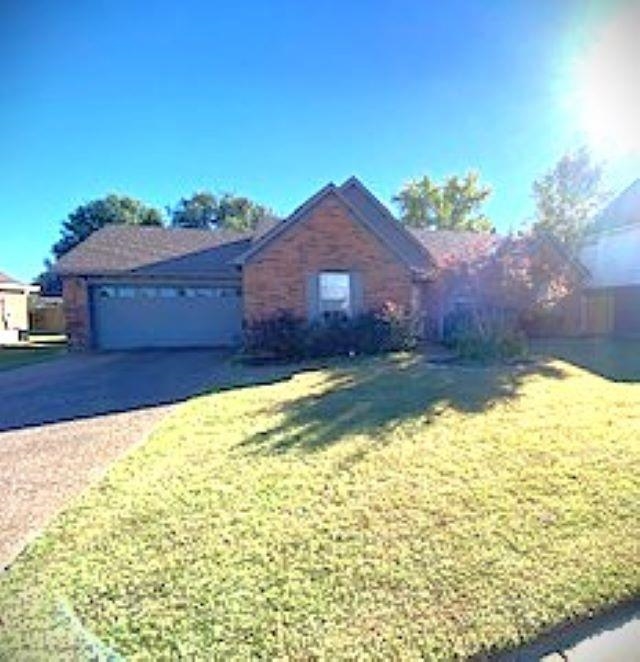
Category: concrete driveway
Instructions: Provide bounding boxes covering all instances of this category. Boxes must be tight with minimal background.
[0,349,230,569]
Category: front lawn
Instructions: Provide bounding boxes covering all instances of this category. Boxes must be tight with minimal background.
[1,355,638,658]
[0,344,66,372]
[532,337,640,382]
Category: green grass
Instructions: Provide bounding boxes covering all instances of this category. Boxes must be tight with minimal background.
[0,345,66,372]
[532,337,640,382]
[1,354,639,659]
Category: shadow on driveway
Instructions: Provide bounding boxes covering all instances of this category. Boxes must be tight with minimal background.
[0,349,233,433]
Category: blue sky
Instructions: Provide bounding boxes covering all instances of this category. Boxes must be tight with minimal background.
[2,0,638,282]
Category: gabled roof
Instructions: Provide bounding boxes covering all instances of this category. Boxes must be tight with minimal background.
[54,225,250,277]
[581,223,640,288]
[591,179,640,234]
[0,271,21,285]
[52,178,585,282]
[580,179,640,287]
[238,177,436,275]
[0,271,38,292]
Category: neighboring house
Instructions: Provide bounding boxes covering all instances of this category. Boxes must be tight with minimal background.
[0,271,39,343]
[580,179,640,336]
[55,177,579,350]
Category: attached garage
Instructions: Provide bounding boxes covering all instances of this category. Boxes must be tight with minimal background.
[92,283,242,349]
[55,225,254,350]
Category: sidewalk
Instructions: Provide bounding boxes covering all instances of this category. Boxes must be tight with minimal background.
[498,601,640,661]
[543,616,640,661]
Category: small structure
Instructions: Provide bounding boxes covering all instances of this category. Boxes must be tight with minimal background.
[580,180,640,336]
[0,271,39,344]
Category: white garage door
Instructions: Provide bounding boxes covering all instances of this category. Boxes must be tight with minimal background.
[92,284,242,349]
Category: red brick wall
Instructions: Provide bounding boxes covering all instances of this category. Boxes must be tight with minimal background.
[62,277,92,349]
[243,192,414,321]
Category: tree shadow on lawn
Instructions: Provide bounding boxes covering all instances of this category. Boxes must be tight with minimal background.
[235,355,567,456]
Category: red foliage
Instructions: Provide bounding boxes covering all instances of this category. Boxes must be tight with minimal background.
[438,234,579,315]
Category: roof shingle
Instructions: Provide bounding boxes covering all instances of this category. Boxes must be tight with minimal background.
[0,271,22,285]
[407,228,501,268]
[53,180,507,279]
[54,225,251,277]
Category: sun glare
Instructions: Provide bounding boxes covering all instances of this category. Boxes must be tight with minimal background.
[573,2,640,158]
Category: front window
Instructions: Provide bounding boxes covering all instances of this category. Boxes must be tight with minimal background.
[319,272,351,316]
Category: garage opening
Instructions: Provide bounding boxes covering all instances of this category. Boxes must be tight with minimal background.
[92,283,242,349]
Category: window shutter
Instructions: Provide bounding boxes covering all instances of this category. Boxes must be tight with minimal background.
[306,273,319,320]
[350,271,363,315]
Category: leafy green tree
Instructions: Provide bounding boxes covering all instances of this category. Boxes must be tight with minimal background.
[52,194,163,259]
[170,192,274,232]
[168,192,218,229]
[531,147,608,250]
[393,171,493,231]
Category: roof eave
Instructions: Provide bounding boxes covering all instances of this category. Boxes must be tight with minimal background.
[56,268,240,279]
[237,183,337,265]
[339,176,438,269]
[239,181,435,273]
[0,282,39,293]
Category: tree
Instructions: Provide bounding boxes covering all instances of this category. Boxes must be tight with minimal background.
[439,233,582,348]
[35,260,62,296]
[393,171,493,231]
[52,194,163,259]
[170,192,274,232]
[531,147,608,251]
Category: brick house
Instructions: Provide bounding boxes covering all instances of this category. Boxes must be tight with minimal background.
[55,177,577,350]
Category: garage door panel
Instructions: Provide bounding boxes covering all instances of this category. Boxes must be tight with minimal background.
[92,284,242,349]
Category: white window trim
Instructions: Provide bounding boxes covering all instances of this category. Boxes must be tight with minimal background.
[318,271,352,317]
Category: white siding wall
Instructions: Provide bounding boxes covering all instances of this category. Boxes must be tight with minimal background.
[581,224,640,289]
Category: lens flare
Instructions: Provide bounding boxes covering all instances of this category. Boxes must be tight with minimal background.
[573,2,640,157]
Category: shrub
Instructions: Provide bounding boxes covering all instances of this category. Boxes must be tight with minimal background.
[355,302,417,354]
[304,314,354,357]
[443,307,528,361]
[243,310,307,360]
[243,304,417,361]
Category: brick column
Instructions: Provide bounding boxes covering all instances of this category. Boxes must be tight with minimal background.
[62,277,92,350]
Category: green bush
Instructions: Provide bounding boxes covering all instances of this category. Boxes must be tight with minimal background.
[443,308,528,361]
[243,303,416,361]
